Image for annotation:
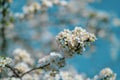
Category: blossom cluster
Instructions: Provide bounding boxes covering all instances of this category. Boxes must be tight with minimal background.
[41,0,68,7]
[38,67,116,80]
[98,68,116,80]
[0,0,119,79]
[15,0,68,19]
[13,48,34,65]
[0,26,97,79]
[38,52,65,76]
[15,62,30,74]
[40,69,86,80]
[36,27,96,76]
[56,26,96,57]
[0,57,12,72]
[1,67,116,80]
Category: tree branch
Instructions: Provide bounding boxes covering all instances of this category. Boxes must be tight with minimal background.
[20,63,50,78]
[0,0,8,55]
[5,65,20,77]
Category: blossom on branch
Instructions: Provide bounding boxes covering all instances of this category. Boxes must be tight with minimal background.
[56,26,96,58]
[38,52,65,76]
[99,68,116,80]
[13,48,34,65]
[0,57,12,72]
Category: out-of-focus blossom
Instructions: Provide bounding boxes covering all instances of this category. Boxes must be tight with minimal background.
[15,62,30,74]
[42,0,53,7]
[38,52,65,76]
[110,34,119,61]
[98,29,106,38]
[2,77,20,80]
[14,0,68,20]
[93,68,116,80]
[14,13,24,19]
[96,11,109,22]
[22,74,34,80]
[41,67,87,80]
[56,26,96,57]
[59,0,68,6]
[42,0,68,7]
[113,18,120,27]
[7,0,13,3]
[52,0,59,4]
[23,2,41,14]
[59,70,86,80]
[13,48,34,65]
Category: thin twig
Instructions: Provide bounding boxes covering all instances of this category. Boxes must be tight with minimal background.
[5,65,20,77]
[20,67,40,77]
[5,62,50,79]
[20,63,50,78]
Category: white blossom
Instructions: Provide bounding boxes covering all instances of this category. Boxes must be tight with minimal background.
[56,26,96,58]
[59,0,68,6]
[0,57,12,72]
[13,48,34,65]
[15,62,30,73]
[99,68,116,80]
[23,2,41,14]
[42,0,53,7]
[2,77,20,80]
[38,52,65,75]
[113,18,120,27]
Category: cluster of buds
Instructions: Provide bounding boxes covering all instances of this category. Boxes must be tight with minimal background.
[38,52,65,76]
[0,57,12,72]
[56,26,96,58]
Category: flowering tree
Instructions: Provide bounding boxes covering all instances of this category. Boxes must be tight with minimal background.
[0,0,118,80]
